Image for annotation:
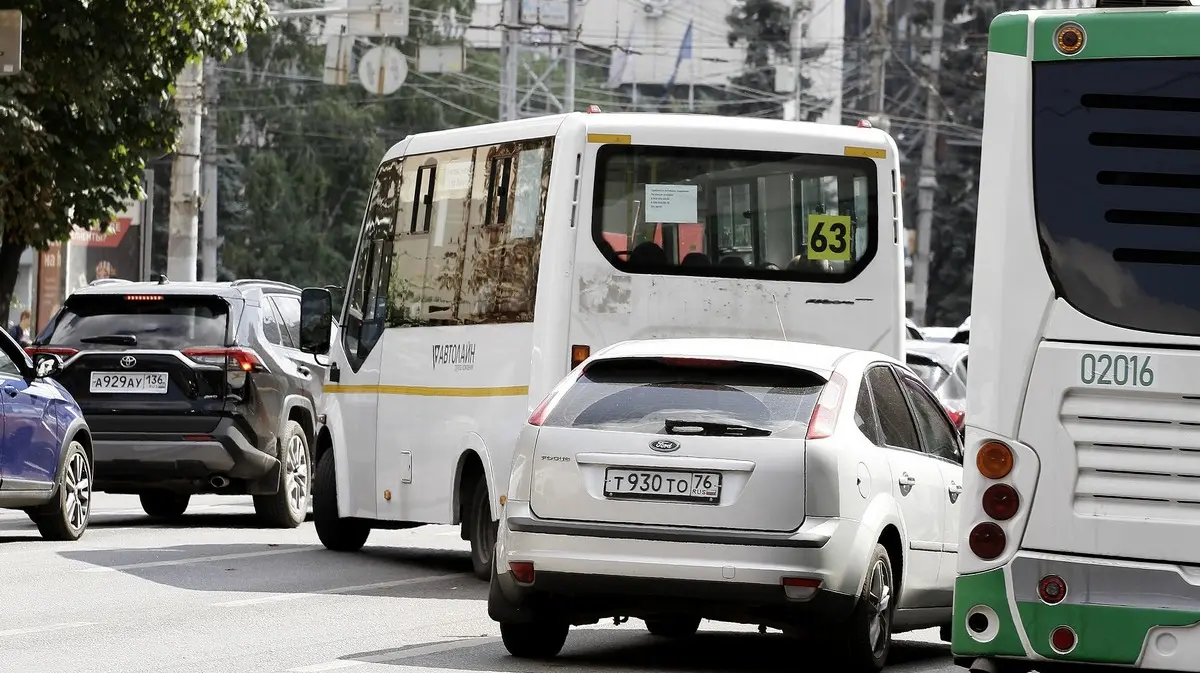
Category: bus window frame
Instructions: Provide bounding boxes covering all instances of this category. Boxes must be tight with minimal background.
[589,144,882,284]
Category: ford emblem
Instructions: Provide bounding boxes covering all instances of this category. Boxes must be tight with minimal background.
[120,355,137,369]
[649,439,680,453]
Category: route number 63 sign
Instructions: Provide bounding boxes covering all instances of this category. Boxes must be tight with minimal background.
[805,214,853,261]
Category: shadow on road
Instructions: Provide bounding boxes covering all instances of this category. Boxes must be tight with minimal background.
[338,629,951,672]
[55,541,483,601]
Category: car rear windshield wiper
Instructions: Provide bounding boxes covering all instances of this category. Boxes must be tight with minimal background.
[78,334,138,346]
[664,419,771,437]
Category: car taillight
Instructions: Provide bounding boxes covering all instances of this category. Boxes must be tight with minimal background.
[945,407,965,429]
[182,347,265,388]
[806,372,847,440]
[25,346,78,358]
[528,367,585,426]
[981,484,1020,521]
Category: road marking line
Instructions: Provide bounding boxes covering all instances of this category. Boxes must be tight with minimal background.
[0,622,96,637]
[358,637,501,663]
[79,546,316,572]
[214,572,467,607]
[287,661,364,672]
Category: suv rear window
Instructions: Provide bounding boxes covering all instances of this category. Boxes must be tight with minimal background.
[542,357,826,436]
[42,294,231,350]
[1033,58,1200,335]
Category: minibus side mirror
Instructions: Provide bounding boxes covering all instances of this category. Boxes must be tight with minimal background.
[299,287,334,355]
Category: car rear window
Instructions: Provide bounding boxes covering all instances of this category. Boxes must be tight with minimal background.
[542,357,827,436]
[42,294,231,350]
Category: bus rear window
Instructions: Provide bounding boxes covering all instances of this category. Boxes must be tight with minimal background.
[591,145,878,281]
[1033,58,1200,336]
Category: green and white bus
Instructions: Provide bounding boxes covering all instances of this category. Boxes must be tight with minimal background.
[953,1,1200,671]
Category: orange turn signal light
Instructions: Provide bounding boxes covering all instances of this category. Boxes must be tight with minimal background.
[570,344,590,369]
[1054,22,1085,56]
[977,441,1014,480]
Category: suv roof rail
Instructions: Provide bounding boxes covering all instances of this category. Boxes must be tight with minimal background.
[230,278,301,293]
[89,278,133,286]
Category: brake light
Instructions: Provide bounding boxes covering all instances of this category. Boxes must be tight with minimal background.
[806,372,847,440]
[528,367,585,426]
[25,346,78,358]
[182,347,266,388]
[981,483,1020,521]
[659,357,738,368]
[969,522,1007,560]
[124,294,164,301]
[945,407,965,429]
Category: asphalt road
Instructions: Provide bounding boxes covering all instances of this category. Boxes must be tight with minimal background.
[0,495,956,673]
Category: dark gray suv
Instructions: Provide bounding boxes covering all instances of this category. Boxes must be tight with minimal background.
[26,277,325,527]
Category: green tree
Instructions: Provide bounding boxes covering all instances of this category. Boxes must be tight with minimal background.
[725,0,829,119]
[0,0,270,325]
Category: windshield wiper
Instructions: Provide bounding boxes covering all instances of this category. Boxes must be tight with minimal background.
[665,418,771,437]
[79,334,138,346]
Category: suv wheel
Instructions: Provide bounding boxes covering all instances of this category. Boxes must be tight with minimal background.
[255,420,312,528]
[30,441,92,541]
[313,448,371,551]
[840,543,895,672]
[467,474,497,581]
[140,491,190,519]
[499,620,569,659]
[644,616,701,638]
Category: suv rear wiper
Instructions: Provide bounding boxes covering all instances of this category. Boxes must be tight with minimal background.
[79,334,138,346]
[664,419,771,437]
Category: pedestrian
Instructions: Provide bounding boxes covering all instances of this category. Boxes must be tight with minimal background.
[7,310,32,347]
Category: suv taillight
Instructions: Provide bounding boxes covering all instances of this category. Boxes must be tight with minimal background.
[183,347,266,388]
[25,346,79,359]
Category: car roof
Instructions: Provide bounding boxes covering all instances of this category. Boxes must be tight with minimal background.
[68,279,299,299]
[594,338,896,375]
[905,339,968,364]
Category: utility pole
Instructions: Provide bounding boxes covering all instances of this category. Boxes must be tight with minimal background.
[564,0,577,113]
[167,58,203,282]
[790,0,804,121]
[910,0,945,326]
[500,0,521,120]
[867,0,888,117]
[200,56,220,282]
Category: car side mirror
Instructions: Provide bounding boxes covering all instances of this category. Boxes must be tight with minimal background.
[33,353,63,379]
[299,287,334,356]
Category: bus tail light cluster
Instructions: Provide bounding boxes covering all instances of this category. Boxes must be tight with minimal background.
[969,441,1018,561]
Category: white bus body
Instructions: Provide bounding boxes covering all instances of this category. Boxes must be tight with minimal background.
[313,112,905,576]
[954,5,1200,671]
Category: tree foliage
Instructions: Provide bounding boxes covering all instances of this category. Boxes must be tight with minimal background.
[725,0,829,119]
[0,0,271,323]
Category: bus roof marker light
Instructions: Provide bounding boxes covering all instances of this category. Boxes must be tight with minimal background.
[1054,22,1086,57]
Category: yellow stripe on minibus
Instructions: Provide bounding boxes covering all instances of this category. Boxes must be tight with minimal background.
[587,133,632,145]
[324,384,529,397]
[844,145,887,159]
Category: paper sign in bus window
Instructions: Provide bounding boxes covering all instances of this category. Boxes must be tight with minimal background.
[645,184,698,224]
[806,214,853,261]
[511,148,545,239]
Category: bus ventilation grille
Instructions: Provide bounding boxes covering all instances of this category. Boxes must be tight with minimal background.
[1095,0,1192,8]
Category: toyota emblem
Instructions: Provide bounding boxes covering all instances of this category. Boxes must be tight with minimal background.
[120,356,137,369]
[649,439,680,453]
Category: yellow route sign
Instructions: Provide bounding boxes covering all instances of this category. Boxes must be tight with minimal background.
[806,214,852,261]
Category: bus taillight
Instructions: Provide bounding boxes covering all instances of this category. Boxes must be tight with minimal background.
[1038,575,1067,605]
[968,522,1006,560]
[976,441,1014,479]
[981,484,1020,521]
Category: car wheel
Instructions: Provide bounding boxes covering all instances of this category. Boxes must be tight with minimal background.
[468,474,497,581]
[840,543,895,672]
[140,491,190,519]
[255,420,312,528]
[31,440,92,541]
[312,448,370,551]
[644,616,701,638]
[499,620,569,658]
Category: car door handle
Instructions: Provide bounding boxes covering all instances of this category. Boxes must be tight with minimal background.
[296,366,311,377]
[898,472,916,487]
[948,482,963,495]
[1,384,17,397]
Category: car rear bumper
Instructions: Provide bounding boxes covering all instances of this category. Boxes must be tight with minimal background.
[92,416,280,494]
[490,503,865,630]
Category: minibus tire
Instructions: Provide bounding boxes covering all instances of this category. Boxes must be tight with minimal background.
[469,474,497,581]
[313,449,370,552]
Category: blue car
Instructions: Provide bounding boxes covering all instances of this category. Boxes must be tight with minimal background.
[0,327,93,540]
